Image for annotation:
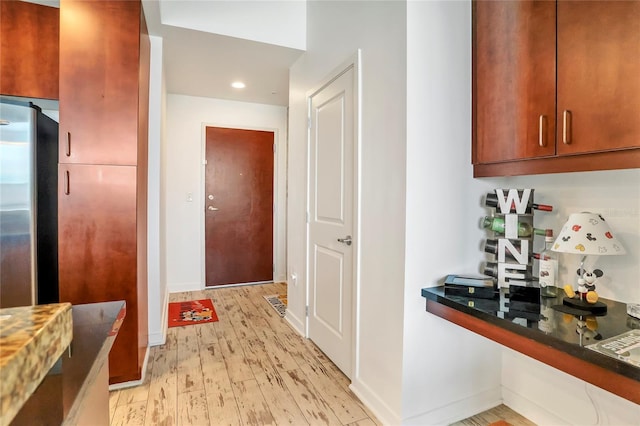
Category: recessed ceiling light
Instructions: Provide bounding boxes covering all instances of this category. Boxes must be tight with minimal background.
[231,81,246,89]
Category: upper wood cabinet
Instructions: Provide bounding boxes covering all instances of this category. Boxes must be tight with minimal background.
[59,0,143,165]
[0,1,59,99]
[556,1,640,155]
[474,1,556,164]
[473,0,640,177]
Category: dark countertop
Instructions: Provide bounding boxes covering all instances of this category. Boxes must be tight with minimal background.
[10,301,125,426]
[421,286,640,402]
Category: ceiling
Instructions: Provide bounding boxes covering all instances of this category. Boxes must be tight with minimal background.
[23,0,305,107]
[142,1,305,107]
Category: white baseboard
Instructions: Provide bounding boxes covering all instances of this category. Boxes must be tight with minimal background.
[502,386,569,425]
[403,386,502,426]
[350,378,402,426]
[284,310,305,336]
[148,286,169,347]
[168,281,202,293]
[109,346,151,391]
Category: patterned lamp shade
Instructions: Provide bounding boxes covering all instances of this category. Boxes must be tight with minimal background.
[551,212,626,255]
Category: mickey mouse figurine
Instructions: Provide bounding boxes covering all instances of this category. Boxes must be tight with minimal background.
[563,268,604,304]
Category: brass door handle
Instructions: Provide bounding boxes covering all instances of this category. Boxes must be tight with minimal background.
[562,110,572,144]
[208,206,219,211]
[539,115,546,147]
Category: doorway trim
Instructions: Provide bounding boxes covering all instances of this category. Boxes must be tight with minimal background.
[305,49,361,377]
[199,122,285,288]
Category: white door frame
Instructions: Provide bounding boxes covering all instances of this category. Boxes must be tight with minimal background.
[305,50,361,376]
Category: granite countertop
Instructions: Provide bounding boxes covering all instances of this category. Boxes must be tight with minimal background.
[10,300,126,426]
[0,303,73,426]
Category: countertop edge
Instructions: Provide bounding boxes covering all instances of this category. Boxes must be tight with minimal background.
[62,301,125,425]
[422,286,640,405]
[0,303,73,426]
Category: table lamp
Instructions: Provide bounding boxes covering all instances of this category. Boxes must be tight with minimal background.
[551,212,626,314]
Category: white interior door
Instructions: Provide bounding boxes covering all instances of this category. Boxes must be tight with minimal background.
[308,63,356,378]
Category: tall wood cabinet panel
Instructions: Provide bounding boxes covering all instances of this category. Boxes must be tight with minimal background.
[0,1,59,99]
[58,0,149,384]
[473,0,640,177]
[58,164,139,382]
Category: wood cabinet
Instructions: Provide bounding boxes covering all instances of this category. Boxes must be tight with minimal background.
[59,1,142,165]
[473,0,640,177]
[58,0,149,384]
[0,0,59,99]
[556,1,640,156]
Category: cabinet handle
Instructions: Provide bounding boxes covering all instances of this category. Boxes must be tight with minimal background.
[562,110,572,144]
[66,132,71,156]
[64,170,70,195]
[538,115,546,147]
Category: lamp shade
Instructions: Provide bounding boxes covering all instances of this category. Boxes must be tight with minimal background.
[551,212,626,255]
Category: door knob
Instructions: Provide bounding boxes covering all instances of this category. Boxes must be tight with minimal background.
[337,235,352,246]
[208,206,219,211]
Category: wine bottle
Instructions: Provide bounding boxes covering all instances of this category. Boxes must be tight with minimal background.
[538,229,559,297]
[481,216,546,237]
[483,261,535,280]
[484,239,539,260]
[485,192,553,212]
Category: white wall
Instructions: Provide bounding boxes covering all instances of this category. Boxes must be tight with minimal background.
[148,35,168,346]
[164,94,288,292]
[403,2,640,424]
[158,0,306,50]
[288,1,409,423]
[403,2,503,424]
[292,1,640,424]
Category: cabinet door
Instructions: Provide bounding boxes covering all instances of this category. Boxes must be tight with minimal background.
[58,164,141,381]
[0,1,59,99]
[557,1,640,155]
[59,0,141,165]
[473,0,556,164]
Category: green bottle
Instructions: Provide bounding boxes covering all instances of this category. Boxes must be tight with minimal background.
[482,216,545,237]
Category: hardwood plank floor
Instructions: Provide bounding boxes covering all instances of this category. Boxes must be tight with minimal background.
[109,283,380,426]
[110,283,535,426]
[450,404,536,426]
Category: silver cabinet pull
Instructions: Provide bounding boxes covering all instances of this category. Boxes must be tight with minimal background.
[562,110,572,144]
[337,235,352,246]
[208,206,219,211]
[66,132,71,156]
[538,115,546,147]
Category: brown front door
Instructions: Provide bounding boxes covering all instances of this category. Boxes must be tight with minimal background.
[205,127,274,286]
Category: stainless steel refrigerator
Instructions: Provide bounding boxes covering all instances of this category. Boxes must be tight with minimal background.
[0,98,58,308]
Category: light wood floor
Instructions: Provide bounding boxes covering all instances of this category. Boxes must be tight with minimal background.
[109,283,535,426]
[108,282,380,426]
[450,404,536,426]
